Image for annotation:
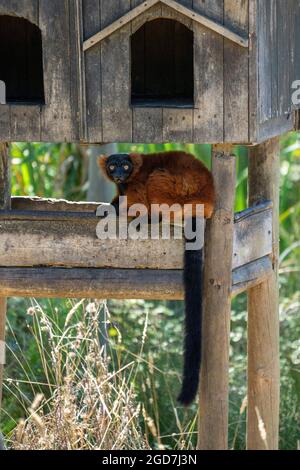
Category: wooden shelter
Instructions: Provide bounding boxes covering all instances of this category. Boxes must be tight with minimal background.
[1,0,300,450]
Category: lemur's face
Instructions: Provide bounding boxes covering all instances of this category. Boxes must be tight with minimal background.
[106,154,133,183]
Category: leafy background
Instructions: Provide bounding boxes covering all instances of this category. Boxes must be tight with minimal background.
[2,136,300,449]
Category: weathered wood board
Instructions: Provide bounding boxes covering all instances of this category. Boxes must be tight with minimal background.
[0,199,272,270]
[0,256,273,300]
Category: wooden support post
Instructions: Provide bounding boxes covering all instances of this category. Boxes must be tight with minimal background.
[0,142,10,412]
[247,138,280,450]
[198,145,236,450]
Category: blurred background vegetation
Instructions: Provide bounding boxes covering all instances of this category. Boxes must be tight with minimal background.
[2,136,300,449]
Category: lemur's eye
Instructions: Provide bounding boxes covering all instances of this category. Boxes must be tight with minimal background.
[109,164,115,171]
[123,164,129,171]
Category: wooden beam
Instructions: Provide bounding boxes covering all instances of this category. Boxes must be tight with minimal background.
[0,201,272,270]
[231,256,273,297]
[0,268,183,300]
[82,0,248,52]
[0,142,10,414]
[247,137,280,450]
[11,196,100,213]
[198,144,236,450]
[0,256,273,300]
[161,0,248,47]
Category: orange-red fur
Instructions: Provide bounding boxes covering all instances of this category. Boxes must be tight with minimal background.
[99,151,215,219]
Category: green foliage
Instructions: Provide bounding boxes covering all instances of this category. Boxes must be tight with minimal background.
[2,136,300,449]
[10,142,88,200]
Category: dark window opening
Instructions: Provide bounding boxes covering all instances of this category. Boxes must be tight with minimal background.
[0,15,44,104]
[131,18,194,108]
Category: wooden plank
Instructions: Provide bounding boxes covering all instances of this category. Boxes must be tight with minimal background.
[232,256,273,297]
[193,0,224,143]
[248,137,280,450]
[258,0,272,123]
[132,108,163,143]
[224,0,249,142]
[0,201,272,270]
[248,0,258,142]
[163,109,193,142]
[0,106,10,141]
[68,0,81,142]
[39,0,74,141]
[10,105,41,141]
[233,206,272,269]
[198,144,236,450]
[0,142,10,414]
[277,0,290,117]
[11,196,101,213]
[83,0,103,142]
[0,267,183,300]
[0,256,273,300]
[100,0,132,142]
[270,0,278,118]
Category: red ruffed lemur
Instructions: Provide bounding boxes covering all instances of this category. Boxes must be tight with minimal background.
[99,151,215,405]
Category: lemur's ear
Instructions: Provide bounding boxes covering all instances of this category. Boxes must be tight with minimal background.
[98,154,108,172]
[129,153,143,178]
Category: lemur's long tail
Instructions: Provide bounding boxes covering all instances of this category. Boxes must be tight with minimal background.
[177,219,203,406]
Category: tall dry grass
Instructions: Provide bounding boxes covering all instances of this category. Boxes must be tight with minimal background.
[7,300,148,450]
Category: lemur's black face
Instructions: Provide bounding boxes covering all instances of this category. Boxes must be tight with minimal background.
[106,154,133,184]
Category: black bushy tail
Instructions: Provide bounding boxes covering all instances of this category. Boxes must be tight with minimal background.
[177,220,203,406]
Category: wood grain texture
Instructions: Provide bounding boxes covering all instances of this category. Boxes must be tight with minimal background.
[100,0,132,142]
[0,257,273,300]
[0,267,183,300]
[198,144,236,450]
[0,203,272,270]
[0,142,10,410]
[247,137,280,450]
[39,0,75,141]
[232,256,273,297]
[224,0,249,142]
[83,0,103,142]
[193,0,224,143]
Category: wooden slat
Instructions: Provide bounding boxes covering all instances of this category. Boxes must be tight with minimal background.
[100,0,132,142]
[10,105,41,141]
[83,0,248,51]
[11,196,101,213]
[233,204,272,269]
[132,108,163,143]
[0,106,10,142]
[163,109,193,142]
[248,0,258,142]
[69,0,81,142]
[224,0,249,142]
[231,256,273,297]
[0,267,183,300]
[193,0,224,143]
[83,0,103,142]
[0,255,273,300]
[39,0,74,141]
